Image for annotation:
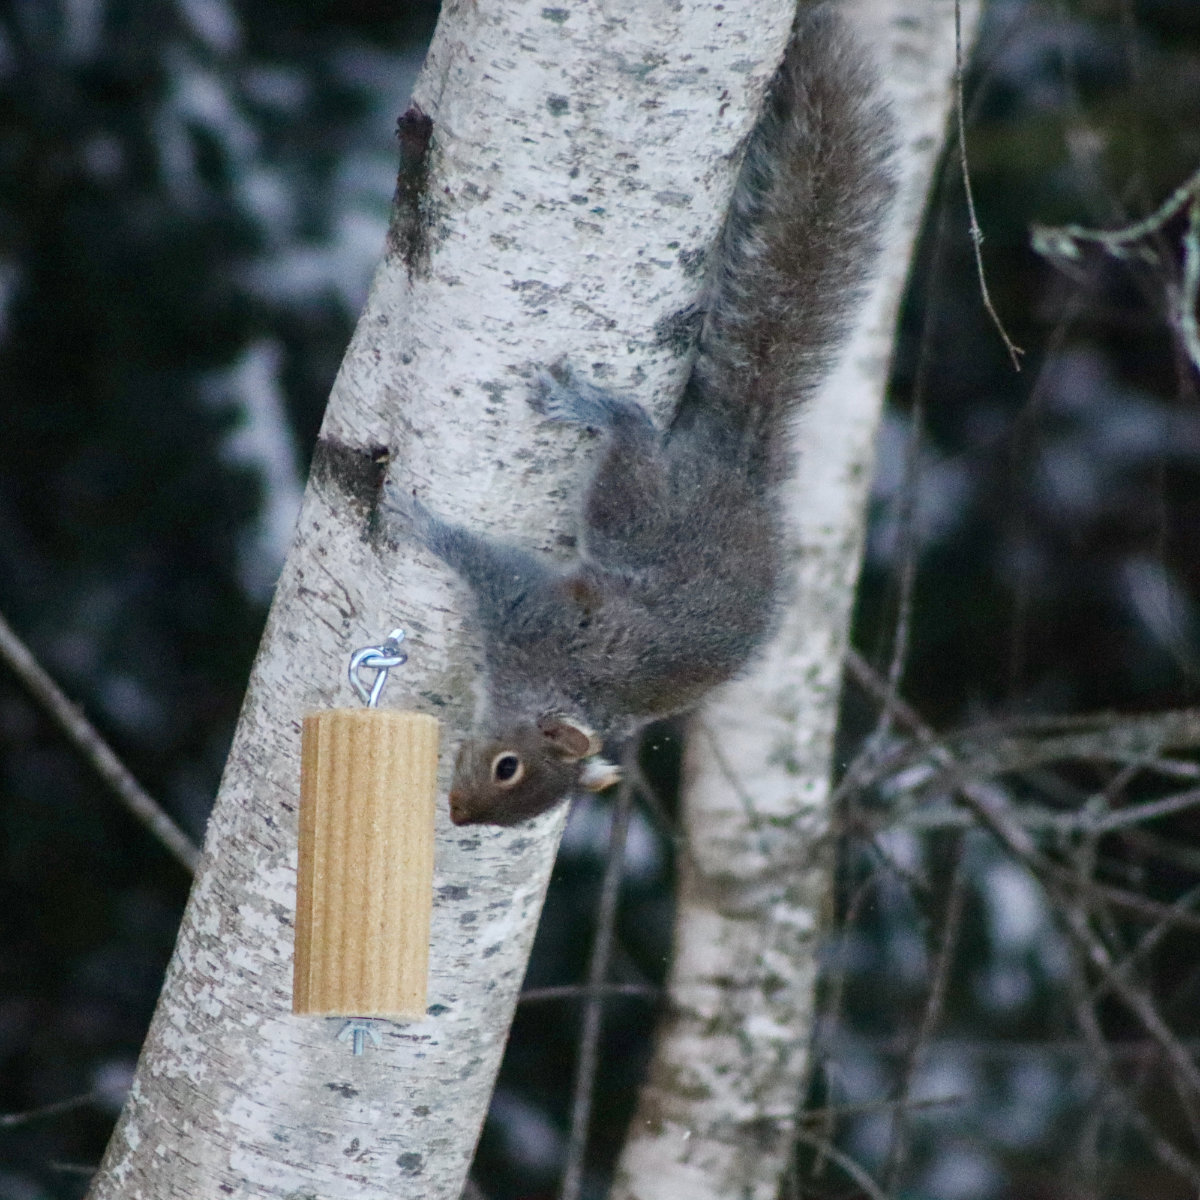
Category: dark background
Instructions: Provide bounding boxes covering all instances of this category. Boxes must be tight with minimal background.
[2,1,1200,1198]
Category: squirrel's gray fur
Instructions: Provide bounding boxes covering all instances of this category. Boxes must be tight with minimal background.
[387,6,896,826]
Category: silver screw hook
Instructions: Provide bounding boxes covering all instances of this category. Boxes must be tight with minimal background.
[337,1019,381,1056]
[348,628,408,707]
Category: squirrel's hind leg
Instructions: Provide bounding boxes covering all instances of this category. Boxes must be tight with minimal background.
[529,367,656,435]
[529,368,677,572]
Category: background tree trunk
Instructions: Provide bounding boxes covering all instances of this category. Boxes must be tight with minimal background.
[613,3,983,1198]
[84,0,803,1196]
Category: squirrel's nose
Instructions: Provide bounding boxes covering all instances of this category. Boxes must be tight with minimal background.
[447,790,467,825]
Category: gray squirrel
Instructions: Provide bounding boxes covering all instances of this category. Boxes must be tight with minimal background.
[386,6,895,826]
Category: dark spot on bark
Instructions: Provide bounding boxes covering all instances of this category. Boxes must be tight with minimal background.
[654,189,690,208]
[413,1105,430,1116]
[481,379,509,408]
[388,105,435,277]
[310,437,390,528]
[326,1081,360,1098]
[547,95,569,116]
[482,943,501,958]
[541,7,569,22]
[427,1003,450,1016]
[397,1152,424,1175]
[438,884,470,901]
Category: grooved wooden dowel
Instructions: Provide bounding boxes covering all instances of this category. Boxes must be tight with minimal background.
[293,709,438,1018]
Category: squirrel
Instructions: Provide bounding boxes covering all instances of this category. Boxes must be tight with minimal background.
[385,6,896,826]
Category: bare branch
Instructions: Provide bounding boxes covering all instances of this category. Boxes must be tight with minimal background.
[791,1127,888,1200]
[1,1093,104,1129]
[844,655,1200,847]
[1032,162,1200,375]
[1092,786,1200,834]
[0,608,199,874]
[801,1094,965,1123]
[1032,162,1200,254]
[806,873,880,1177]
[936,709,1200,781]
[882,843,968,1192]
[884,785,1200,839]
[844,648,1200,1100]
[1181,198,1200,372]
[519,983,659,1006]
[1065,935,1200,1188]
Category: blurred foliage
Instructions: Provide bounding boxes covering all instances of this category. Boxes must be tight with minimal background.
[2,1,1200,1199]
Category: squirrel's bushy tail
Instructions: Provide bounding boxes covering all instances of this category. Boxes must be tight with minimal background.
[681,7,896,483]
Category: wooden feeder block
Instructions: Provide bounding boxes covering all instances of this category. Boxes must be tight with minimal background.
[292,707,438,1018]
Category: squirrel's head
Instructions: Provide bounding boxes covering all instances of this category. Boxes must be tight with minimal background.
[447,714,620,826]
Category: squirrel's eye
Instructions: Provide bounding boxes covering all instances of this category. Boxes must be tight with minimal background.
[492,753,523,786]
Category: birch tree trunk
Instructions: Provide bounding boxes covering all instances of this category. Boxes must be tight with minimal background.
[85,0,803,1197]
[613,3,982,1198]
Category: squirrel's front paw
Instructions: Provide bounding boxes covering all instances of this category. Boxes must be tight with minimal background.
[381,477,437,541]
[528,365,583,425]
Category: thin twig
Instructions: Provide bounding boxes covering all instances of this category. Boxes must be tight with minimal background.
[1181,198,1200,372]
[1057,896,1200,1100]
[559,763,636,1200]
[878,147,958,731]
[842,669,1200,813]
[807,873,879,1177]
[1033,162,1200,254]
[1065,928,1200,1188]
[955,0,1023,369]
[844,652,1200,931]
[801,1093,965,1123]
[844,648,1200,1100]
[882,841,968,1194]
[1091,786,1200,834]
[888,709,1200,807]
[791,1126,888,1200]
[0,1092,103,1128]
[873,785,1200,838]
[519,983,658,1005]
[0,608,199,874]
[956,775,1200,1099]
[1031,162,1200,376]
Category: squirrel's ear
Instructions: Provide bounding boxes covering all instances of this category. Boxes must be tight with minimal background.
[538,714,602,761]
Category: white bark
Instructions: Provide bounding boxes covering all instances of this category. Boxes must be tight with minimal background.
[86,0,802,1197]
[613,4,982,1199]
